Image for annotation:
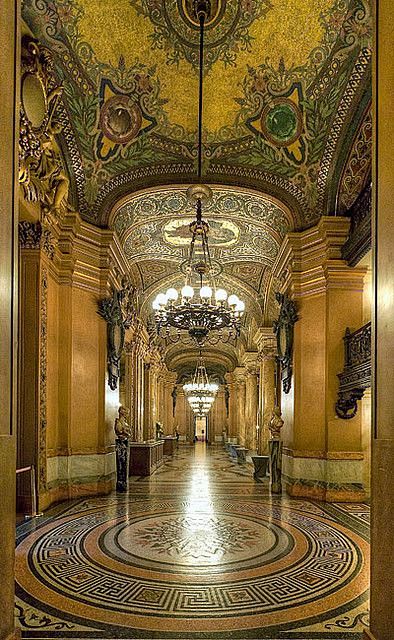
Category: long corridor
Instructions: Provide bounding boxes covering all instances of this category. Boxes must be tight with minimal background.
[15,445,370,639]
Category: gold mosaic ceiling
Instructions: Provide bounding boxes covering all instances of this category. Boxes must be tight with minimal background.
[22,0,372,226]
[22,0,372,355]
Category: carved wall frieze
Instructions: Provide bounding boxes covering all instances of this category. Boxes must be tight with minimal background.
[39,267,48,491]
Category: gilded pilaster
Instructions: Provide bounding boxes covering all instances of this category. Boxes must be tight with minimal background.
[232,367,246,446]
[271,216,367,501]
[255,328,277,455]
[243,354,259,452]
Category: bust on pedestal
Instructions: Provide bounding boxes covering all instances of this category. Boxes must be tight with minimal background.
[268,406,284,494]
[114,406,131,492]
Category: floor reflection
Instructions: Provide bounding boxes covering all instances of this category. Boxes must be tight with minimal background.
[15,443,370,639]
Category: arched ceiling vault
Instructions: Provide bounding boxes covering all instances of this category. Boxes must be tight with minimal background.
[110,185,288,332]
[22,0,372,374]
[22,0,372,227]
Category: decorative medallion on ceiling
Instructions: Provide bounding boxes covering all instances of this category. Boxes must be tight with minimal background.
[130,0,272,69]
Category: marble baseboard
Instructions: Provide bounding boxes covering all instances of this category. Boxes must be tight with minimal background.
[283,452,366,502]
[41,479,114,510]
[47,451,115,486]
[41,453,116,509]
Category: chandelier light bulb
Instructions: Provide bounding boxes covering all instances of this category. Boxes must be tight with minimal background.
[215,288,227,302]
[166,287,179,302]
[200,285,212,300]
[228,294,239,308]
[181,285,194,300]
[152,298,161,310]
[235,300,245,313]
[156,293,168,306]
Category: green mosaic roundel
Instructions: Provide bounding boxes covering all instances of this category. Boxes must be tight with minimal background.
[265,103,298,143]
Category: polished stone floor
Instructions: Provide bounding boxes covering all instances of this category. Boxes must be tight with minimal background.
[15,444,370,639]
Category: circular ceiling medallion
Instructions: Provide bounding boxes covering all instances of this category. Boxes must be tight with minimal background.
[261,99,302,147]
[163,217,240,247]
[99,95,142,144]
[180,0,224,28]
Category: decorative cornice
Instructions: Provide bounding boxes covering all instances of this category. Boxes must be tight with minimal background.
[271,216,367,297]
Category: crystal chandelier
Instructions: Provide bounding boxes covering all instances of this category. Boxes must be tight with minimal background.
[152,0,245,347]
[183,352,218,416]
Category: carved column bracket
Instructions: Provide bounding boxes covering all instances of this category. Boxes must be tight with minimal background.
[335,322,371,419]
[273,293,298,394]
[98,278,139,390]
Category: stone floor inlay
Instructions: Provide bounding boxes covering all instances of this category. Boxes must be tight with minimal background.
[15,444,370,639]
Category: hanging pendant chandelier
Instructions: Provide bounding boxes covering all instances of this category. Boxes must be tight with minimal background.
[183,351,218,416]
[152,0,245,347]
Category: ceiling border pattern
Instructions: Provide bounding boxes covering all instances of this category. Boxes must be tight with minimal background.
[317,46,372,214]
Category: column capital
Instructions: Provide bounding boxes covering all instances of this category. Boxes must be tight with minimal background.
[254,327,277,360]
[242,352,259,376]
[232,366,246,384]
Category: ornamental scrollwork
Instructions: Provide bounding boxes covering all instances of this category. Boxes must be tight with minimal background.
[98,276,140,390]
[335,322,371,419]
[272,292,298,394]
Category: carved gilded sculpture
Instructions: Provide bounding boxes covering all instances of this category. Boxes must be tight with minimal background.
[268,405,284,440]
[19,36,73,222]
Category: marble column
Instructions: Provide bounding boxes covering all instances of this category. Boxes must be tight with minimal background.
[367,4,394,637]
[0,1,18,637]
[255,329,277,455]
[224,374,235,440]
[124,343,136,440]
[244,358,259,451]
[143,363,152,440]
[233,368,246,446]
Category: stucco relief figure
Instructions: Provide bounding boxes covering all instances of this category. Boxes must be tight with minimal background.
[114,406,132,440]
[268,405,284,440]
[38,119,71,217]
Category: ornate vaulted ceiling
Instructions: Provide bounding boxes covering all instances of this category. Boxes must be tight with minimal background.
[22,0,372,227]
[22,0,372,366]
[110,185,292,324]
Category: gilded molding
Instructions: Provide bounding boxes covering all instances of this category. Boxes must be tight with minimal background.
[282,447,364,461]
[18,221,55,260]
[39,267,48,492]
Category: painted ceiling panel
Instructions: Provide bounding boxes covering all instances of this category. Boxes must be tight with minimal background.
[22,0,372,225]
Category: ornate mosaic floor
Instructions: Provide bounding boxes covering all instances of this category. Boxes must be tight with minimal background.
[15,445,370,639]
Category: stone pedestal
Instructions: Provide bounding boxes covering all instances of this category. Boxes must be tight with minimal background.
[236,447,248,464]
[269,440,283,494]
[115,438,129,492]
[251,455,269,480]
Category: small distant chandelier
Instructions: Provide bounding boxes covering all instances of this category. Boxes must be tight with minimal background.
[183,352,218,416]
[152,0,245,347]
